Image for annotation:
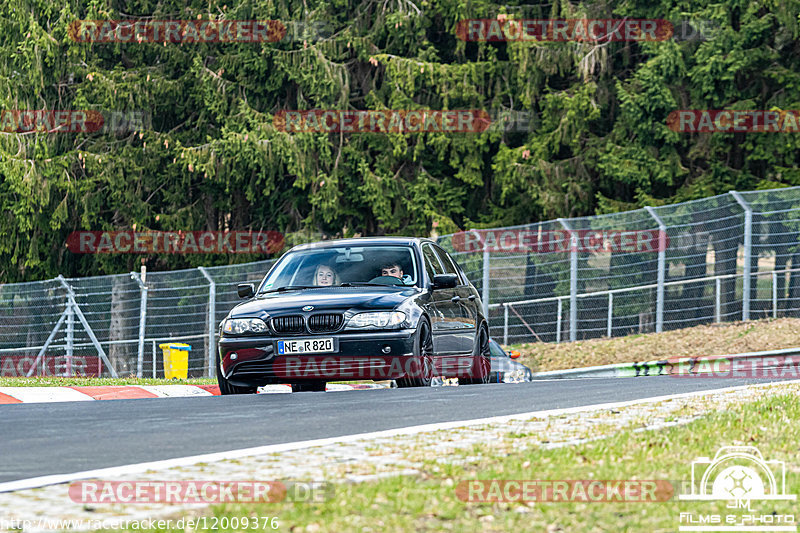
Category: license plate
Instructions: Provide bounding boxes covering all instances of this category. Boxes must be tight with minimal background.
[277,338,335,355]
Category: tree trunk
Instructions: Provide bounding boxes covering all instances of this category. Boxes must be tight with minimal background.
[108,276,131,376]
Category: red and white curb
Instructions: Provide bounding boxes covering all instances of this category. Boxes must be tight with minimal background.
[0,383,389,404]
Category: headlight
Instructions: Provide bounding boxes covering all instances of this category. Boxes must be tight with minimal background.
[222,318,268,334]
[502,368,529,383]
[346,311,406,329]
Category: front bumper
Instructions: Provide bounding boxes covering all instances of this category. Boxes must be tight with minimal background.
[219,329,417,386]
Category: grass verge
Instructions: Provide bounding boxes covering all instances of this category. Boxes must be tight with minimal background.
[511,316,800,372]
[139,390,799,532]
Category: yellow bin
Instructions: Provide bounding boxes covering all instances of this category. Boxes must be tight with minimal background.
[159,343,192,380]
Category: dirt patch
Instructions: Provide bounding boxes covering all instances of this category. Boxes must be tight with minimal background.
[510,317,800,372]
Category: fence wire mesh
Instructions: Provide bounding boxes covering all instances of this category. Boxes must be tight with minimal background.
[2,187,800,377]
[439,187,800,346]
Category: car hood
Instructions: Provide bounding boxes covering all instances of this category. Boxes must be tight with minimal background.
[229,286,422,318]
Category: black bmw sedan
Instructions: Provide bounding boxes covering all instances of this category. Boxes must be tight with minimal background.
[216,237,490,394]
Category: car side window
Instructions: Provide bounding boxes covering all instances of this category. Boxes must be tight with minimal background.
[433,246,461,282]
[422,244,445,280]
[451,257,470,286]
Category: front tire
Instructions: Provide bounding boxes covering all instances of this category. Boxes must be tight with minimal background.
[216,357,258,395]
[461,325,490,385]
[397,318,434,388]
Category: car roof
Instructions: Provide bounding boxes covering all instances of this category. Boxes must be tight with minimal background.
[289,236,437,252]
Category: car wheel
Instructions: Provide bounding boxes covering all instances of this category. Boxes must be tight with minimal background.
[397,318,434,388]
[216,357,258,395]
[461,325,490,385]
[291,381,327,392]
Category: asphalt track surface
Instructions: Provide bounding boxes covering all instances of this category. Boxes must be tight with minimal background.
[0,376,792,484]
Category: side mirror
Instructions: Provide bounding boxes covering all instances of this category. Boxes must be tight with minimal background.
[509,350,521,360]
[237,283,255,298]
[432,273,458,290]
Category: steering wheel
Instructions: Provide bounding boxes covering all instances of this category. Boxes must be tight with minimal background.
[368,275,405,286]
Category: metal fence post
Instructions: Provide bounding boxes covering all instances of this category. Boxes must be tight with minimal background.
[131,269,148,378]
[558,218,577,341]
[772,271,778,318]
[198,267,216,378]
[715,277,721,323]
[730,191,752,321]
[645,206,666,333]
[482,247,490,318]
[503,303,509,345]
[65,297,74,377]
[607,292,613,337]
[152,340,157,379]
[55,275,118,377]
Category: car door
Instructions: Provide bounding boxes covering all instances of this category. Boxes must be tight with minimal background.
[421,243,460,355]
[434,245,478,354]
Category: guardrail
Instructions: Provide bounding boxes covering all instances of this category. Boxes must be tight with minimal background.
[530,346,800,380]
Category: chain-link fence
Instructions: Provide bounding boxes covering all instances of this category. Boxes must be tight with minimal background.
[438,187,800,345]
[0,261,275,379]
[2,186,800,377]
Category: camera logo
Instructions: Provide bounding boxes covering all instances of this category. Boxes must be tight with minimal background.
[678,446,796,532]
[680,446,795,502]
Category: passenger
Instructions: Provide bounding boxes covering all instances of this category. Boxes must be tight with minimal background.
[314,264,339,286]
[380,262,404,280]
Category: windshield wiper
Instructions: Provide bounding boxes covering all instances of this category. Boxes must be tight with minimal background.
[259,285,319,294]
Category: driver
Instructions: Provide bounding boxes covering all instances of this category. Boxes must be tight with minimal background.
[314,263,339,286]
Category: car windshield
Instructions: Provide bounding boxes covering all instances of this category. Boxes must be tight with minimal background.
[488,340,506,357]
[258,245,419,293]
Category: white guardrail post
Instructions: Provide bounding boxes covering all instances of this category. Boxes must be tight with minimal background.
[558,218,578,342]
[556,298,563,344]
[645,206,667,333]
[197,267,216,378]
[131,268,148,378]
[730,191,752,321]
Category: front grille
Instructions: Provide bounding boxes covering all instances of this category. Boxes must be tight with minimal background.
[308,313,344,333]
[271,315,305,334]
